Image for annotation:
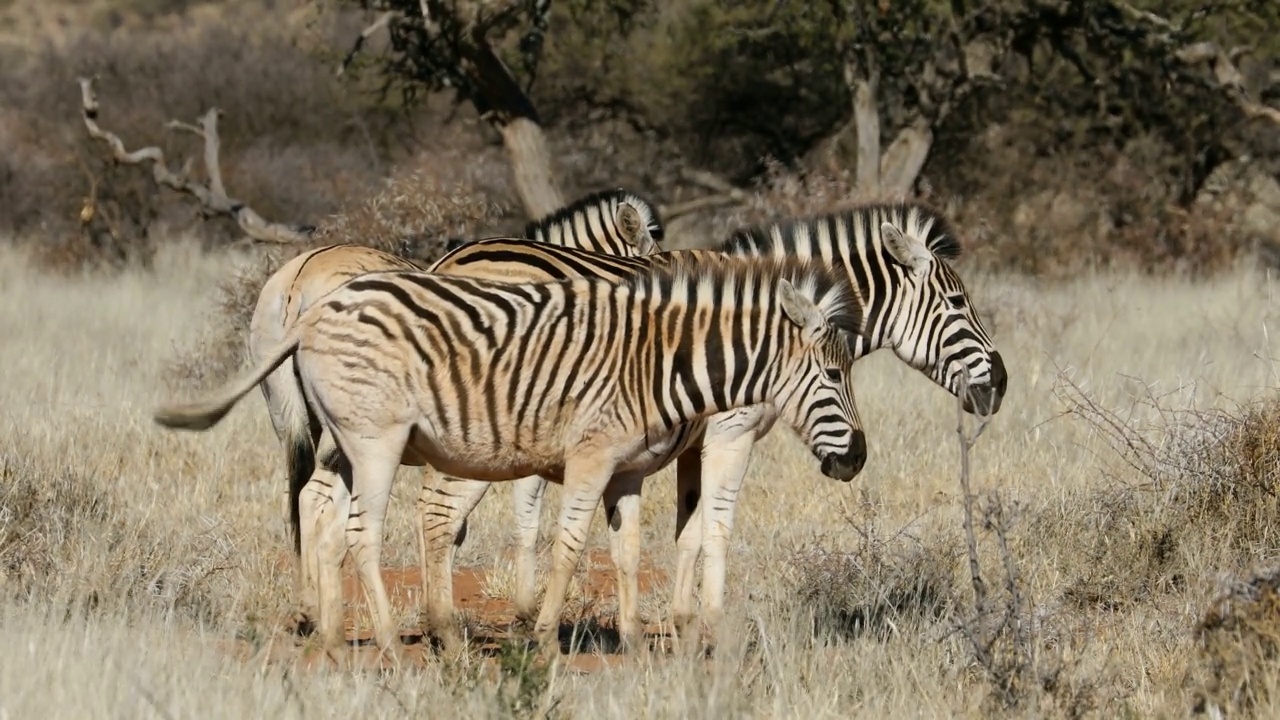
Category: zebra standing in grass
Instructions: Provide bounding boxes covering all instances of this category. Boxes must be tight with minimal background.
[419,201,1009,650]
[154,254,868,662]
[246,188,664,632]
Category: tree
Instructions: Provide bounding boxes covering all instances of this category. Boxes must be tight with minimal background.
[337,0,566,220]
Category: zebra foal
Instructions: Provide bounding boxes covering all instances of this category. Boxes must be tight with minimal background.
[247,188,663,632]
[155,254,868,661]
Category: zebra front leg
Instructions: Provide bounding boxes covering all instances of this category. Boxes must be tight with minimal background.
[603,471,644,653]
[418,469,490,652]
[671,448,703,648]
[510,474,548,625]
[694,412,766,651]
[533,453,617,661]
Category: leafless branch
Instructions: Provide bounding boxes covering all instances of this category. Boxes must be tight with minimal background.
[77,77,314,244]
[337,11,396,77]
[660,194,744,221]
[679,168,745,198]
[661,169,750,220]
[955,371,992,635]
[1167,35,1279,125]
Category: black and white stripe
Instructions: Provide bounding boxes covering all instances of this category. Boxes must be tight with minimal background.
[419,200,1008,648]
[156,254,866,659]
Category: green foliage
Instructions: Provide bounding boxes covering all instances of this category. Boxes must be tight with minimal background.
[494,639,558,718]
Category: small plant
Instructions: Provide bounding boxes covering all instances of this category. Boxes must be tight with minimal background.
[493,638,560,719]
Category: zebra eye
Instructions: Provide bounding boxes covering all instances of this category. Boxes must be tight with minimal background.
[825,368,843,383]
[946,294,968,310]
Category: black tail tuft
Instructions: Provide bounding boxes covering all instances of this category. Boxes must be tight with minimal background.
[287,432,316,556]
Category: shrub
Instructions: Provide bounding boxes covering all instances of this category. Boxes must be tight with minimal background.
[0,445,235,626]
[1052,376,1280,612]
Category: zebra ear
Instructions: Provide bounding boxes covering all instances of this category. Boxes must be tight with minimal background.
[778,278,825,337]
[616,203,653,252]
[881,222,933,277]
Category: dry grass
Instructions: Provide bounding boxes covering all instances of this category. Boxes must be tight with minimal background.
[3,237,1280,717]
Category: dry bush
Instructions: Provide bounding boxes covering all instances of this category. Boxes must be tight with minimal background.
[0,12,413,270]
[0,442,236,626]
[783,505,957,644]
[1050,374,1280,613]
[1192,564,1280,716]
[164,160,510,391]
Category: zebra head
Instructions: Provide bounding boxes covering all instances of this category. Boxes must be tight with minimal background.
[773,273,867,482]
[877,220,1007,416]
[526,188,665,256]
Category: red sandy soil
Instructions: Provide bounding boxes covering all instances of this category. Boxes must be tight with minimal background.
[226,548,675,675]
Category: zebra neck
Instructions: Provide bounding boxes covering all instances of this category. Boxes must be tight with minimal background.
[716,233,894,359]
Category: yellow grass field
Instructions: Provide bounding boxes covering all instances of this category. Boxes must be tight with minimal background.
[2,238,1278,718]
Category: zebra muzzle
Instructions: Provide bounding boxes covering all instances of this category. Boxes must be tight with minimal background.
[820,430,867,481]
[962,351,1008,416]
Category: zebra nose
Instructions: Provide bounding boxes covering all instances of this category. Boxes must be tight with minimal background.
[820,430,867,481]
[991,351,1008,397]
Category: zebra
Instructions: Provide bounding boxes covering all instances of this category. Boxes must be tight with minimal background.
[247,188,664,632]
[419,201,1009,650]
[154,253,868,661]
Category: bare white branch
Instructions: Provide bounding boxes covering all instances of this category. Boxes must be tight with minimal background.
[1176,41,1280,126]
[77,77,313,244]
[336,10,396,77]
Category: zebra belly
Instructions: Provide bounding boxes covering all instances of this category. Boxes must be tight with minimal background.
[615,419,707,475]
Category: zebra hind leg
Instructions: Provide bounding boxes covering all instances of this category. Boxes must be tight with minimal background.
[603,471,645,653]
[532,451,618,662]
[510,474,549,627]
[670,448,704,652]
[339,425,413,665]
[418,468,490,654]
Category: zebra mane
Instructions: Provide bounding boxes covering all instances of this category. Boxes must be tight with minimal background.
[627,254,862,336]
[523,187,665,243]
[724,200,962,262]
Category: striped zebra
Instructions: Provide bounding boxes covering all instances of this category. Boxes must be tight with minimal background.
[247,188,663,631]
[154,253,868,661]
[420,201,1008,650]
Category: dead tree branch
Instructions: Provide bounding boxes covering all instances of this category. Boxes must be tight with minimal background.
[77,77,314,244]
[337,10,395,76]
[1176,41,1280,126]
[660,168,751,221]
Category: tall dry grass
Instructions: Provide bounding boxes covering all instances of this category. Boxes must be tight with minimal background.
[2,239,1279,717]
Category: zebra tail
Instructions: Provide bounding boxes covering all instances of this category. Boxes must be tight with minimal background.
[281,358,315,557]
[153,330,302,432]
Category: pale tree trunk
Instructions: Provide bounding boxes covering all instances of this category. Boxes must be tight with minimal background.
[499,117,566,219]
[879,119,934,199]
[851,65,882,196]
[462,42,566,221]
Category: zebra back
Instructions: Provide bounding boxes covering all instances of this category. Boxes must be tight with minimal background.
[325,253,860,448]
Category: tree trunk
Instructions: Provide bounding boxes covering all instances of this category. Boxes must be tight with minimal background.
[461,41,566,220]
[853,70,882,196]
[499,118,566,219]
[880,119,933,199]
